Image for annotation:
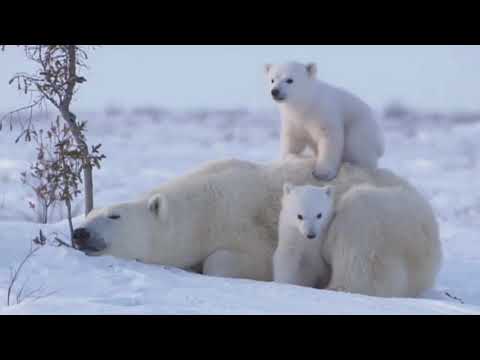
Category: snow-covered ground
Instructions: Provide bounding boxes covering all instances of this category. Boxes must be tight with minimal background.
[0,106,479,315]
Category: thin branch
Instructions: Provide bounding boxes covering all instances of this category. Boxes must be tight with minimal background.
[21,283,46,302]
[54,236,73,248]
[30,289,58,303]
[16,273,33,304]
[0,98,44,123]
[444,291,464,305]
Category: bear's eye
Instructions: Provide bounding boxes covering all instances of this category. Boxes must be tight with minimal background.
[108,215,121,220]
[271,79,275,84]
[317,213,322,219]
[297,214,303,221]
[286,78,294,84]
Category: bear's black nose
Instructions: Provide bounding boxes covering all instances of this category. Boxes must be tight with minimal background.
[73,227,90,240]
[307,233,317,239]
[72,228,90,249]
[271,89,280,98]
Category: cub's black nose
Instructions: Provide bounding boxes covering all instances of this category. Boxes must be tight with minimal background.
[72,228,90,249]
[271,89,280,98]
[307,233,317,239]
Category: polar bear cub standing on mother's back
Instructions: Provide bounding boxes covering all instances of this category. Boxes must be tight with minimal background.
[265,62,385,181]
[273,183,335,288]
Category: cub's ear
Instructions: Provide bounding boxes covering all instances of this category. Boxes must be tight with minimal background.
[264,64,273,75]
[283,182,294,195]
[306,63,317,78]
[324,185,335,197]
[148,194,167,218]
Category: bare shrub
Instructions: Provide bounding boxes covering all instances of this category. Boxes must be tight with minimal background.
[6,232,57,307]
[1,45,106,238]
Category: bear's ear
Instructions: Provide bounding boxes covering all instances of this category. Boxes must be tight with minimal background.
[264,64,273,75]
[283,182,294,195]
[148,194,167,218]
[324,185,335,198]
[306,63,317,78]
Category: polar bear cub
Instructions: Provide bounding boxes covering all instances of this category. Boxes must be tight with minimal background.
[265,61,385,181]
[273,183,335,288]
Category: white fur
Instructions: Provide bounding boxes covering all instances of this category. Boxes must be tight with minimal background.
[273,184,334,288]
[324,184,442,297]
[77,158,441,298]
[265,62,385,180]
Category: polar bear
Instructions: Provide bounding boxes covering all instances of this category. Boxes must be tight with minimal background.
[324,183,442,297]
[273,184,335,288]
[265,61,385,181]
[72,158,442,298]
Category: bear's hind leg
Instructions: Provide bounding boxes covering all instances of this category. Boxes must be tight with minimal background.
[327,253,409,298]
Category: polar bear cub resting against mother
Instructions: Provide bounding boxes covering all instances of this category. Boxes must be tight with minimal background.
[273,184,335,288]
[265,61,385,181]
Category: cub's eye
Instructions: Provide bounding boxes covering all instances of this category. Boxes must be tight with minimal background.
[108,215,121,220]
[297,214,303,221]
[286,78,294,84]
[317,213,322,219]
[271,79,275,84]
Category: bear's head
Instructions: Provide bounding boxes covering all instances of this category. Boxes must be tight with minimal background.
[264,62,317,105]
[281,183,334,241]
[71,193,171,259]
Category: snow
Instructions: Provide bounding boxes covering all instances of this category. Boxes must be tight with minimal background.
[0,106,479,314]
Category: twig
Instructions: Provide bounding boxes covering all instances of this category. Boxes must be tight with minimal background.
[15,273,33,304]
[54,236,72,248]
[6,244,41,306]
[444,291,464,304]
[0,98,43,124]
[6,233,61,306]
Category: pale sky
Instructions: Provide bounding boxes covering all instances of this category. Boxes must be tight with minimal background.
[0,45,479,113]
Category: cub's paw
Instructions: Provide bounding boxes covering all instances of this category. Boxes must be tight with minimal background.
[312,166,337,181]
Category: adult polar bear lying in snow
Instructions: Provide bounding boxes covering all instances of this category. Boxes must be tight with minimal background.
[72,158,442,298]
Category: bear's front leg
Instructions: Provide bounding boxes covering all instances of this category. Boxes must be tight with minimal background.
[281,122,307,161]
[273,251,318,288]
[312,124,344,181]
